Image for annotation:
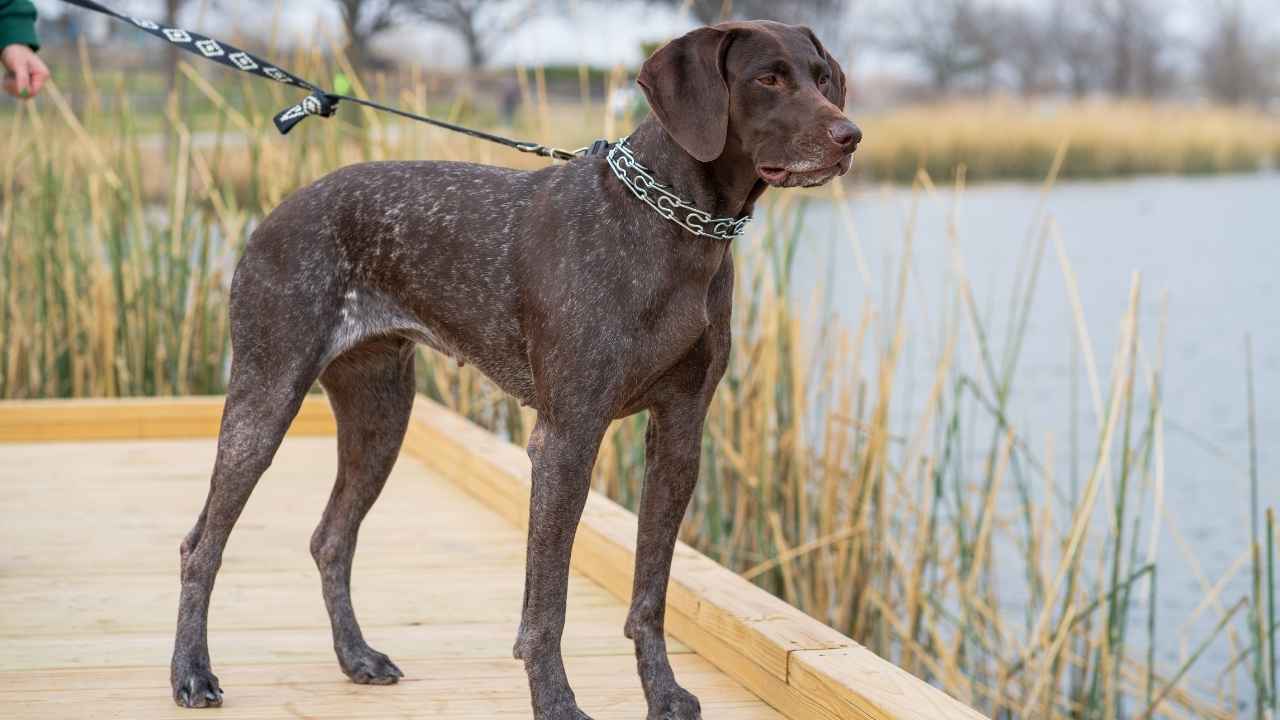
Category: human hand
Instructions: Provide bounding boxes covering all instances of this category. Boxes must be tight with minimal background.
[2,43,49,99]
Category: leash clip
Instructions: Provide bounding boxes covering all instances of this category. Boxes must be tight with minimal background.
[272,90,341,135]
[585,139,612,158]
[516,142,582,162]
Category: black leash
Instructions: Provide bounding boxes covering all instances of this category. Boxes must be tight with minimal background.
[58,0,585,160]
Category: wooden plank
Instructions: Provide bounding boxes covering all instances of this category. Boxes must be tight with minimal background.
[0,622,687,672]
[0,569,623,636]
[401,396,989,720]
[664,605,843,720]
[0,655,781,720]
[0,427,773,720]
[789,648,990,720]
[0,437,520,577]
[0,396,988,720]
[0,395,335,442]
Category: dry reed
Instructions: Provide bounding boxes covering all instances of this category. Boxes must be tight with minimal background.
[1,52,1276,719]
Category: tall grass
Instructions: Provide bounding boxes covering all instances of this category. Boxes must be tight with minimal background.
[1,52,1276,718]
[858,99,1280,183]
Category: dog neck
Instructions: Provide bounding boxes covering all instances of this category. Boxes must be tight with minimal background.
[623,118,768,223]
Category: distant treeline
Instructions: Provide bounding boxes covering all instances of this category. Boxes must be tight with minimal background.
[860,0,1280,107]
[34,0,1280,112]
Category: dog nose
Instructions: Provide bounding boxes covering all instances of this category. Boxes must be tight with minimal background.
[829,120,861,150]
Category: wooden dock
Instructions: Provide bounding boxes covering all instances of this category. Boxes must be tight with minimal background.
[0,396,987,720]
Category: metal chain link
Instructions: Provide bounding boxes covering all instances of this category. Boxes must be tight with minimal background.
[607,138,751,242]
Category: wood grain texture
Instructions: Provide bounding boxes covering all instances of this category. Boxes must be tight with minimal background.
[400,396,989,720]
[0,396,989,720]
[0,657,781,720]
[789,648,991,720]
[0,395,335,442]
[0,435,763,720]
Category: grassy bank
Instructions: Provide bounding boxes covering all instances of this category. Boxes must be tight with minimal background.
[2,55,1277,719]
[858,99,1280,183]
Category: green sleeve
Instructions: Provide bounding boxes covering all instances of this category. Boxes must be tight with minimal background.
[0,0,40,52]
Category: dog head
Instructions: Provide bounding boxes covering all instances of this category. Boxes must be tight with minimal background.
[638,20,859,188]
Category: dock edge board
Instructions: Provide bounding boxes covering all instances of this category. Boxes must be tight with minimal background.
[0,394,988,720]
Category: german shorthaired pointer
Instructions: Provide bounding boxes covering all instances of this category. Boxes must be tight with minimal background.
[171,19,859,720]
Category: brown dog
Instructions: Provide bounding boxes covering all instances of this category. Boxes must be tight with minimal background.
[170,20,858,720]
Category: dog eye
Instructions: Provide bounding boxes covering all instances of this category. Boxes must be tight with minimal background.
[818,74,831,87]
[756,74,779,87]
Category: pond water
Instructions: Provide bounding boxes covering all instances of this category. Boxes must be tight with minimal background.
[789,172,1279,702]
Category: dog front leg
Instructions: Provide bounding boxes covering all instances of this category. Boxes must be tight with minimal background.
[625,400,707,720]
[516,414,608,720]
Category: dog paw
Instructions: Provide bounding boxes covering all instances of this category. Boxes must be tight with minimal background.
[647,686,702,720]
[341,645,404,685]
[172,668,223,708]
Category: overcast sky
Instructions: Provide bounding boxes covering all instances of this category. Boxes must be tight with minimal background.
[34,0,702,67]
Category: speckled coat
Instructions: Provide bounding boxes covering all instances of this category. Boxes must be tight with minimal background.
[169,20,858,720]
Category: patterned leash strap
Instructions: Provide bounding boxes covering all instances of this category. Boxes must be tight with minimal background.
[57,0,581,159]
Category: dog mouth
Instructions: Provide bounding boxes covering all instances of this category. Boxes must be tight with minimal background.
[757,155,853,188]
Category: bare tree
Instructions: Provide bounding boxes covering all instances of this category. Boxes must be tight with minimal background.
[999,4,1056,96]
[1089,0,1171,97]
[642,0,854,68]
[1199,0,1276,106]
[408,0,536,69]
[1052,0,1104,98]
[959,2,1002,92]
[645,0,844,26]
[880,0,1000,94]
[337,0,418,70]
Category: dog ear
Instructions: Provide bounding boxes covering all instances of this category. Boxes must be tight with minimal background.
[637,27,733,163]
[804,27,846,109]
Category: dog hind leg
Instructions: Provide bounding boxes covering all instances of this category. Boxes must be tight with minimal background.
[312,336,415,685]
[170,341,327,708]
[171,249,342,708]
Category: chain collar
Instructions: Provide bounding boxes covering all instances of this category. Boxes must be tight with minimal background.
[606,137,751,241]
